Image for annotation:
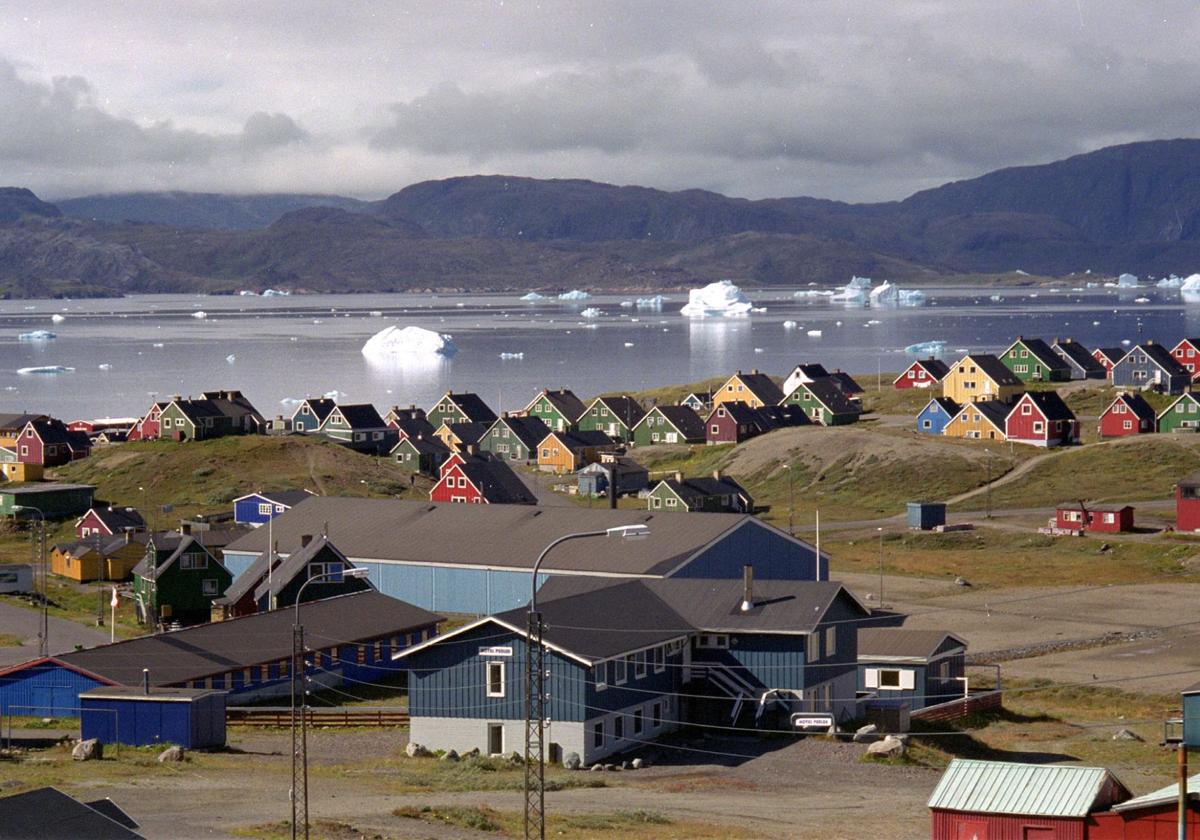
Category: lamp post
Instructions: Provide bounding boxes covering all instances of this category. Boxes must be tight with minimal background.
[984,448,992,519]
[876,526,884,609]
[13,505,47,657]
[783,464,794,536]
[525,524,650,840]
[290,565,370,840]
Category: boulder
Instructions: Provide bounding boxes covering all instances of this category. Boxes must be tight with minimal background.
[603,763,618,771]
[630,757,644,769]
[157,745,185,763]
[562,751,581,770]
[440,749,459,762]
[405,742,430,758]
[852,724,879,743]
[954,576,971,587]
[1112,728,1143,741]
[72,738,102,761]
[464,747,480,758]
[866,735,906,759]
[590,763,604,772]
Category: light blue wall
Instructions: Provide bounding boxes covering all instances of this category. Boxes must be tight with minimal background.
[917,402,954,435]
[223,551,257,581]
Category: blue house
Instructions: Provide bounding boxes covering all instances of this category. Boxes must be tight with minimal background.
[232,489,317,526]
[916,397,961,435]
[288,398,337,433]
[396,574,870,763]
[0,656,114,717]
[1111,342,1190,394]
[856,628,967,710]
[221,498,831,615]
[80,685,227,749]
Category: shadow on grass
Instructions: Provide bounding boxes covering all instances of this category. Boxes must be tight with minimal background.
[911,709,1077,765]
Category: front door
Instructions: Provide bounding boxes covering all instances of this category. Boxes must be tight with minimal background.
[487,723,504,755]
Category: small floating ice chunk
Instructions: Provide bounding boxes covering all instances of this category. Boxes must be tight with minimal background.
[238,290,258,296]
[623,342,635,348]
[904,339,947,356]
[1121,339,1132,345]
[806,329,823,337]
[680,280,753,317]
[191,310,207,319]
[751,306,768,313]
[152,342,164,348]
[754,347,764,353]
[50,314,65,323]
[368,310,383,317]
[783,320,798,329]
[499,352,525,359]
[635,295,665,309]
[520,292,546,301]
[580,307,602,318]
[1134,297,1150,304]
[620,301,634,308]
[18,365,73,375]
[558,289,591,301]
[362,325,458,359]
[262,288,290,297]
[1117,273,1139,288]
[226,354,236,363]
[18,330,56,341]
[98,363,112,370]
[989,294,1003,302]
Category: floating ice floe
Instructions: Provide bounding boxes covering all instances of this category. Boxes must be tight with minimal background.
[680,280,753,317]
[867,319,882,326]
[499,352,525,359]
[783,320,798,329]
[238,290,258,296]
[1093,321,1101,326]
[50,314,65,323]
[191,310,208,319]
[152,342,164,348]
[98,363,112,371]
[793,289,834,298]
[1158,275,1184,288]
[18,365,73,375]
[1121,339,1132,345]
[362,325,458,360]
[623,342,635,348]
[635,295,665,309]
[1180,274,1200,292]
[1117,273,1139,288]
[558,289,591,301]
[368,310,383,317]
[323,390,344,400]
[754,347,765,353]
[751,306,768,313]
[580,307,602,318]
[904,339,947,356]
[18,330,56,341]
[1134,297,1150,304]
[226,354,237,363]
[520,292,546,301]
[262,288,290,297]
[1086,281,1099,288]
[898,289,926,306]
[869,281,898,304]
[989,294,1003,302]
[806,329,823,337]
[620,301,634,308]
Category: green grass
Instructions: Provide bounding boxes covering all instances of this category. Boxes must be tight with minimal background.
[394,804,503,832]
[326,752,608,793]
[389,804,741,839]
[0,632,24,647]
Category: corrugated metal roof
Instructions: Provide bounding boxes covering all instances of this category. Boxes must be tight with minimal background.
[1112,771,1200,812]
[927,759,1128,817]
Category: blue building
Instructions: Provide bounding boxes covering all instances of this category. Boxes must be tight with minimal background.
[0,657,113,718]
[396,573,870,763]
[856,628,967,711]
[916,397,961,435]
[80,685,227,749]
[222,498,830,615]
[288,398,337,433]
[232,489,316,526]
[1182,682,1200,747]
[1111,342,1190,394]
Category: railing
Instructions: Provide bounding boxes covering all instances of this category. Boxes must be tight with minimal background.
[911,689,1002,723]
[226,706,409,728]
[1164,714,1184,745]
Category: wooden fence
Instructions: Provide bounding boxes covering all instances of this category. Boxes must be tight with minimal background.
[911,690,1002,724]
[226,706,409,728]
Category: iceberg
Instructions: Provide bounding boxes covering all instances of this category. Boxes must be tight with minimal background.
[1180,274,1200,292]
[1117,273,1139,288]
[619,301,634,308]
[623,341,635,347]
[368,310,383,317]
[1158,275,1184,288]
[152,342,164,348]
[580,307,602,318]
[238,290,258,296]
[679,280,753,317]
[226,354,237,363]
[262,288,290,297]
[869,281,898,304]
[636,295,665,309]
[18,330,56,341]
[50,314,65,323]
[847,276,873,289]
[499,352,525,359]
[520,292,546,301]
[904,339,947,356]
[558,290,591,301]
[793,289,833,298]
[191,310,207,319]
[18,365,73,375]
[98,363,112,370]
[362,325,458,360]
[783,320,798,329]
[898,289,927,306]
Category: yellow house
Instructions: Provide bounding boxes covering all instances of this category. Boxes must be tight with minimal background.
[536,430,617,474]
[712,370,785,409]
[942,401,1011,441]
[0,458,42,482]
[51,534,147,582]
[941,354,1024,404]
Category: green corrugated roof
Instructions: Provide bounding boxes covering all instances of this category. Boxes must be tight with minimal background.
[928,759,1129,817]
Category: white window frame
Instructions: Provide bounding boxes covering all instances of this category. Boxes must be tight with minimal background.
[258,503,272,515]
[635,651,647,679]
[825,627,836,658]
[594,661,607,691]
[614,657,627,685]
[201,578,219,595]
[806,633,820,662]
[486,661,506,697]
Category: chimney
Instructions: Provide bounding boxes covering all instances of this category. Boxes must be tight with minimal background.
[142,668,150,695]
[751,368,759,375]
[674,471,683,483]
[740,565,754,612]
[300,534,313,548]
[713,469,722,480]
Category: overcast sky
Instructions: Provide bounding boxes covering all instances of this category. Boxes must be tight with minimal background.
[1,1,1196,202]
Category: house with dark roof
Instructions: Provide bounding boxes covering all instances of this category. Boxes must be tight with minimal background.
[1173,337,1200,381]
[1005,390,1080,447]
[395,575,871,763]
[0,483,96,519]
[713,369,785,409]
[894,358,950,389]
[1053,337,1107,379]
[232,489,317,526]
[1000,336,1072,382]
[522,388,588,433]
[941,354,1024,405]
[1112,341,1190,394]
[631,404,706,446]
[0,591,442,714]
[201,390,265,434]
[426,391,498,429]
[51,531,149,583]
[318,403,397,453]
[383,404,430,429]
[288,397,337,433]
[429,452,538,505]
[478,414,551,462]
[648,471,754,513]
[577,395,646,443]
[15,417,91,466]
[126,401,167,441]
[916,397,961,435]
[221,497,830,614]
[1093,345,1128,375]
[705,401,773,445]
[577,453,649,497]
[943,400,1012,441]
[780,378,860,425]
[76,505,146,540]
[391,432,451,479]
[782,363,831,396]
[0,787,145,839]
[131,535,233,627]
[157,396,230,441]
[433,420,493,452]
[536,429,618,473]
[1098,392,1156,437]
[856,628,967,710]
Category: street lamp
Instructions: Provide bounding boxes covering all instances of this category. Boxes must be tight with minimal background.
[290,565,370,840]
[13,505,47,657]
[525,524,650,840]
[783,464,795,536]
[876,526,884,609]
[984,449,992,519]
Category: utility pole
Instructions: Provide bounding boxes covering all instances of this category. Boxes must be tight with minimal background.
[290,621,308,840]
[1178,743,1188,840]
[784,464,794,536]
[984,449,992,519]
[524,608,545,840]
[876,527,884,608]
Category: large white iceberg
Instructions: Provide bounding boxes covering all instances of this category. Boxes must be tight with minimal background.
[18,365,73,375]
[1117,273,1139,288]
[1181,274,1200,291]
[869,281,897,304]
[1158,275,1184,289]
[361,325,458,360]
[520,292,546,301]
[679,280,754,317]
[558,290,591,301]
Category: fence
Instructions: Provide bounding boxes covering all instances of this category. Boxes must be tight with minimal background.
[226,706,409,728]
[911,689,1002,723]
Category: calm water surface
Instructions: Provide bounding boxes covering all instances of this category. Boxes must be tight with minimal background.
[2,286,1198,420]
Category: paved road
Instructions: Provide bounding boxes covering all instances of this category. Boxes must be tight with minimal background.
[0,598,110,666]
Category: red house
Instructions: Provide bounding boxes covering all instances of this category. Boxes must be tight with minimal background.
[1097,392,1156,438]
[16,418,91,466]
[76,505,147,540]
[1093,346,1127,376]
[1172,337,1200,381]
[428,453,536,505]
[1054,502,1134,533]
[705,401,770,445]
[1176,472,1200,532]
[1088,772,1200,838]
[1005,391,1080,447]
[127,402,167,442]
[893,358,950,389]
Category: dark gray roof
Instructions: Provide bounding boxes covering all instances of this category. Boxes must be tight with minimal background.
[391,416,437,440]
[1019,390,1076,422]
[0,482,95,496]
[732,371,785,405]
[441,392,497,423]
[1053,338,1106,373]
[1106,392,1156,421]
[645,578,866,634]
[552,429,617,449]
[657,475,750,503]
[1011,337,1071,372]
[490,414,552,450]
[82,506,145,533]
[711,401,763,425]
[294,397,336,423]
[251,536,370,602]
[857,628,966,660]
[910,358,951,380]
[1095,346,1128,364]
[925,397,961,415]
[333,403,387,429]
[756,404,811,428]
[962,353,1023,387]
[392,434,450,457]
[535,388,588,421]
[791,363,830,380]
[28,417,75,446]
[798,378,860,414]
[224,496,813,577]
[0,412,47,432]
[1132,342,1189,375]
[639,405,705,439]
[589,395,646,428]
[445,421,492,447]
[0,787,145,839]
[970,400,1014,430]
[828,371,864,394]
[457,456,538,504]
[172,398,226,423]
[58,591,441,686]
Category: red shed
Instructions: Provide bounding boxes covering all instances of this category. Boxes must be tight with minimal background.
[127,402,166,442]
[929,759,1131,840]
[1054,502,1134,534]
[1097,393,1156,438]
[1006,391,1080,448]
[894,358,950,389]
[1177,472,1200,533]
[1088,771,1200,839]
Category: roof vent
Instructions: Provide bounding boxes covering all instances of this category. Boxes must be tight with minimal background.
[740,564,754,612]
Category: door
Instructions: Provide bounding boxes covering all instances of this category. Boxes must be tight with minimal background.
[487,723,504,755]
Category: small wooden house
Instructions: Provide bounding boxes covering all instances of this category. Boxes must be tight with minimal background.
[429,453,537,505]
[1093,346,1128,376]
[76,505,146,540]
[941,354,1024,405]
[1172,337,1200,381]
[1157,391,1200,433]
[1098,392,1155,438]
[647,472,753,513]
[943,401,1010,441]
[916,397,961,435]
[232,490,316,526]
[383,404,429,428]
[16,418,90,466]
[713,369,784,409]
[577,395,646,443]
[0,447,42,482]
[1000,336,1073,382]
[1176,471,1200,533]
[319,403,396,453]
[780,379,860,425]
[705,401,770,445]
[132,535,233,627]
[52,532,148,582]
[857,629,966,710]
[522,388,588,433]
[577,454,649,498]
[479,414,551,462]
[426,391,498,429]
[782,363,830,396]
[433,421,492,453]
[631,405,706,447]
[1111,341,1190,394]
[288,397,337,433]
[894,358,949,389]
[391,434,451,478]
[536,429,618,473]
[1053,337,1107,380]
[1005,390,1080,448]
[1054,502,1134,534]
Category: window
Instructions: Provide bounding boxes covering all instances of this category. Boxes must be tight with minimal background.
[614,715,624,740]
[488,723,504,755]
[1021,404,1032,415]
[922,420,932,429]
[181,553,208,570]
[879,669,901,688]
[592,721,604,748]
[280,658,290,677]
[357,645,366,664]
[258,503,272,515]
[633,708,643,735]
[806,633,820,662]
[654,646,665,673]
[309,561,343,582]
[635,651,647,678]
[486,661,505,697]
[594,662,607,690]
[614,657,627,684]
[374,640,382,660]
[825,627,836,657]
[652,702,662,727]
[201,578,219,595]
[625,654,636,679]
[696,634,729,649]
[1032,421,1044,433]
[907,370,915,379]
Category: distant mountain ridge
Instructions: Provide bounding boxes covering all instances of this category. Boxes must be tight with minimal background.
[6,138,1200,297]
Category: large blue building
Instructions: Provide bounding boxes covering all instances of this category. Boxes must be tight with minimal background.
[222,498,830,615]
[396,574,870,764]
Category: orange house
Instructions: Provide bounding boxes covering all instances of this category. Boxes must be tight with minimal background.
[51,534,148,582]
[536,430,617,473]
[942,401,1011,441]
[712,370,785,410]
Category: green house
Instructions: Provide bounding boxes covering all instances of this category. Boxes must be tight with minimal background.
[631,405,706,447]
[478,415,551,462]
[132,535,232,627]
[1000,337,1073,383]
[780,380,860,426]
[0,483,96,519]
[426,392,497,430]
[522,389,587,433]
[1158,392,1200,433]
[647,474,754,513]
[390,435,450,478]
[576,396,646,443]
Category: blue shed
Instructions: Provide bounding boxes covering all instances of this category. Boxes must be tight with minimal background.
[80,685,226,749]
[856,629,967,711]
[906,501,946,531]
[916,397,960,435]
[0,657,113,718]
[1182,683,1200,747]
[232,490,316,527]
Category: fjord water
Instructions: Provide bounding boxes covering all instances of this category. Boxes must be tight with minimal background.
[2,286,1198,420]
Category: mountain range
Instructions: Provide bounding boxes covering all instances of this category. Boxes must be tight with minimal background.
[7,138,1200,297]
